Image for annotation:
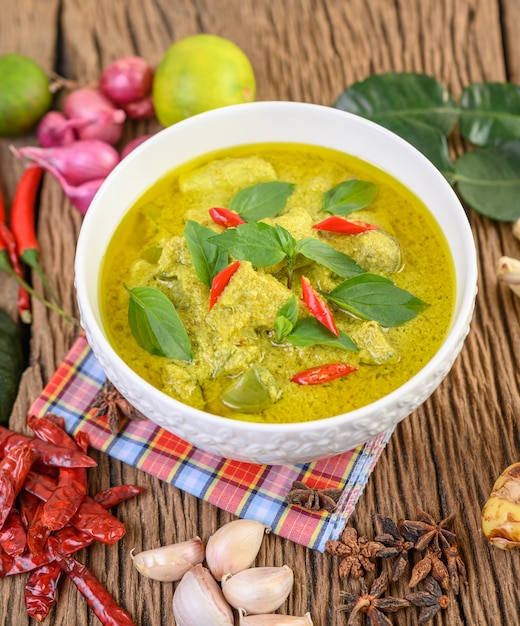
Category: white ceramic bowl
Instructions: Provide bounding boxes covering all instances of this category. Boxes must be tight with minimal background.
[75,101,477,465]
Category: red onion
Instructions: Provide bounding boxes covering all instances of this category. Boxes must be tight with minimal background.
[37,111,77,148]
[14,140,120,186]
[63,87,126,145]
[100,56,154,105]
[46,163,106,215]
[120,134,152,159]
[122,95,155,120]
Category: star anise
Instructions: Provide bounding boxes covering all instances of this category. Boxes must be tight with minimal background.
[442,542,467,595]
[326,526,384,579]
[91,380,146,434]
[339,571,410,625]
[405,576,450,625]
[374,515,416,581]
[409,546,449,590]
[400,508,456,552]
[285,480,342,513]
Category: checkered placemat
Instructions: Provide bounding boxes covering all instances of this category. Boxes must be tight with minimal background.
[30,334,392,552]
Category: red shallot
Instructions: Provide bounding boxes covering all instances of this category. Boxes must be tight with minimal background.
[99,56,154,105]
[50,172,106,215]
[63,87,126,145]
[37,111,77,148]
[14,140,119,186]
[122,95,155,120]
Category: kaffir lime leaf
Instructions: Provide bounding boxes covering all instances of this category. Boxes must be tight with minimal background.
[152,34,256,127]
[0,54,52,137]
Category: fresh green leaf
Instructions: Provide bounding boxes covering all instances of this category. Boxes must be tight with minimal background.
[274,295,298,342]
[334,72,458,135]
[297,238,364,278]
[0,309,23,425]
[275,224,298,258]
[324,273,428,327]
[286,317,357,351]
[229,181,296,221]
[454,140,520,221]
[126,285,192,361]
[184,220,228,287]
[210,222,287,267]
[322,179,378,215]
[460,82,520,146]
[274,316,295,344]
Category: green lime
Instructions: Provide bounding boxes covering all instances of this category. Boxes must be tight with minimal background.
[0,54,52,137]
[153,34,256,127]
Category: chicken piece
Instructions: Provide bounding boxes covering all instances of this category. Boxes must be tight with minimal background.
[350,320,400,364]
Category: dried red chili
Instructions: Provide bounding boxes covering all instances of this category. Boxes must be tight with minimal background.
[0,444,35,528]
[94,485,147,508]
[0,508,27,556]
[209,260,241,310]
[24,560,62,622]
[291,363,358,385]
[54,552,137,626]
[313,215,379,234]
[70,497,126,545]
[209,206,246,228]
[301,275,339,336]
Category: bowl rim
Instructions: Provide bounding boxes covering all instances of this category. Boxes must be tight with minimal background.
[75,100,478,437]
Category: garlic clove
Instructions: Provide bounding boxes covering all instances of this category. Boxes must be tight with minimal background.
[222,565,294,615]
[497,256,520,297]
[173,564,234,626]
[238,608,314,625]
[131,536,204,581]
[206,518,271,581]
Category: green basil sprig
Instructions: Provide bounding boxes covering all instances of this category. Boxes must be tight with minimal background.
[126,285,192,361]
[184,220,228,287]
[322,179,378,215]
[229,181,295,221]
[324,273,428,327]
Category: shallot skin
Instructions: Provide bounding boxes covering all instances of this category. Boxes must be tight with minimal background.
[100,56,154,105]
[37,111,77,148]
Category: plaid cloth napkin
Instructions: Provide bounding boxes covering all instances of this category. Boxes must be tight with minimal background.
[30,334,392,552]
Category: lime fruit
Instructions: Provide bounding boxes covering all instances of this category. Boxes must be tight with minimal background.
[0,54,52,137]
[153,34,256,127]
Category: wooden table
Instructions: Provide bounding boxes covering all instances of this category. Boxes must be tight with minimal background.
[1,1,520,624]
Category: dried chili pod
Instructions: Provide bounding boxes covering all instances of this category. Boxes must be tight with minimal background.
[24,560,62,622]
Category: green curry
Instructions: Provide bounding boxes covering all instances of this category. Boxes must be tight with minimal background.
[100,143,455,424]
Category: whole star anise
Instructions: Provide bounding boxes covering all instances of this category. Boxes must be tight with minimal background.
[91,380,145,434]
[374,515,416,581]
[442,542,467,595]
[326,526,383,579]
[409,546,449,590]
[400,508,456,552]
[405,575,450,625]
[285,480,342,513]
[339,571,410,625]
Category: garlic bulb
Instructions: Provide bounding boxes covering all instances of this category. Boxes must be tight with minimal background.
[206,518,270,581]
[222,565,294,614]
[238,608,314,625]
[131,537,204,581]
[173,564,234,626]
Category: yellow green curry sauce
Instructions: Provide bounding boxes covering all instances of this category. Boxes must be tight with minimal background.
[100,143,455,424]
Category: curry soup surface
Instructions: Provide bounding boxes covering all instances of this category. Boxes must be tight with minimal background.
[100,143,455,424]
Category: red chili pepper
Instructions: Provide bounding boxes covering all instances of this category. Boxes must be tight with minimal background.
[0,222,32,324]
[301,275,339,336]
[0,445,36,529]
[291,363,358,385]
[313,215,379,234]
[70,497,127,545]
[209,206,246,228]
[54,552,137,626]
[23,470,57,502]
[24,560,62,622]
[19,490,41,528]
[0,508,27,556]
[27,414,77,449]
[26,500,51,554]
[93,485,147,508]
[209,260,241,310]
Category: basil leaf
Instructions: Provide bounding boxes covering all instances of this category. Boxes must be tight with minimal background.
[275,224,298,258]
[324,273,428,327]
[126,285,192,362]
[229,181,296,221]
[210,222,287,267]
[322,179,378,215]
[286,317,357,351]
[184,220,228,287]
[274,316,295,344]
[460,82,520,147]
[454,140,520,221]
[297,238,364,278]
[274,295,298,342]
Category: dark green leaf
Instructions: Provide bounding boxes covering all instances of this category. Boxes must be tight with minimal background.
[229,181,295,221]
[274,295,298,342]
[334,72,458,135]
[184,220,228,287]
[322,179,378,215]
[454,140,520,221]
[297,238,364,278]
[324,273,428,327]
[275,224,298,258]
[210,222,287,267]
[286,317,357,351]
[0,309,23,425]
[126,285,192,361]
[274,316,295,344]
[460,82,520,146]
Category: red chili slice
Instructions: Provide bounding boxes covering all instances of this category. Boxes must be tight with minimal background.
[209,207,246,228]
[301,275,339,337]
[313,215,378,234]
[291,363,358,385]
[209,260,241,310]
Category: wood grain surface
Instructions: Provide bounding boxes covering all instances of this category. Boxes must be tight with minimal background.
[1,1,520,624]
